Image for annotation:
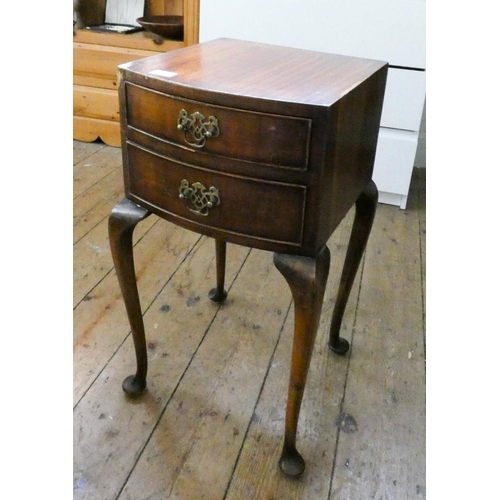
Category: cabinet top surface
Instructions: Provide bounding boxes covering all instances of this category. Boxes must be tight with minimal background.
[120,38,387,106]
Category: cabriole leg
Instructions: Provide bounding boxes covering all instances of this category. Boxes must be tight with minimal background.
[208,238,228,303]
[273,246,331,477]
[329,180,378,355]
[108,198,151,396]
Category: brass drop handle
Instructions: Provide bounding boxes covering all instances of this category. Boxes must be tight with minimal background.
[179,179,220,216]
[177,109,220,148]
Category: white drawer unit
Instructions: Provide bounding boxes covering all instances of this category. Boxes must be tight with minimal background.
[377,68,426,208]
[200,0,426,208]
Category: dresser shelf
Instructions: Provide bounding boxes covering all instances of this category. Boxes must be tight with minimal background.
[73,0,200,147]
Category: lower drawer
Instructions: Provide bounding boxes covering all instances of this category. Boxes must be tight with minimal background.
[125,143,307,246]
[73,85,119,122]
[372,127,419,208]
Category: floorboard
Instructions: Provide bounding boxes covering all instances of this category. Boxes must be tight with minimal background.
[73,141,426,499]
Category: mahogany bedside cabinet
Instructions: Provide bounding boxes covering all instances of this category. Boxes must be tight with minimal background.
[108,38,387,477]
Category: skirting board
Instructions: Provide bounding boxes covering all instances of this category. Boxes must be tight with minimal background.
[378,191,408,209]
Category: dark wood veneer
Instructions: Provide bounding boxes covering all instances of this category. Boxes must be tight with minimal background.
[125,83,312,170]
[126,142,307,247]
[110,38,387,478]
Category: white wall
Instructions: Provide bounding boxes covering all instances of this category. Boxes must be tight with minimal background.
[200,0,425,69]
[199,0,427,202]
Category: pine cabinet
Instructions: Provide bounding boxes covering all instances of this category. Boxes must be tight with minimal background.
[73,0,200,147]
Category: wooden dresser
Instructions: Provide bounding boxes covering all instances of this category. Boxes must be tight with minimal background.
[73,0,200,147]
[109,38,387,476]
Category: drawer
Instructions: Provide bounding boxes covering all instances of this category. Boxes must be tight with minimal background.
[380,68,426,132]
[126,143,307,246]
[73,85,119,122]
[124,83,312,170]
[372,127,419,203]
[73,43,158,83]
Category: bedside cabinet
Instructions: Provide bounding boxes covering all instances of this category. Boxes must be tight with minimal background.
[109,38,387,476]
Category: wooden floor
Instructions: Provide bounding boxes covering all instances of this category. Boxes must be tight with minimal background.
[73,140,426,500]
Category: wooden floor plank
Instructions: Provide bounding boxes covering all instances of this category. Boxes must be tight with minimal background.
[73,210,158,308]
[74,144,123,198]
[117,248,293,500]
[73,140,106,165]
[73,218,201,404]
[224,209,358,500]
[73,237,251,500]
[73,168,125,244]
[417,169,426,345]
[328,202,426,499]
[73,140,426,500]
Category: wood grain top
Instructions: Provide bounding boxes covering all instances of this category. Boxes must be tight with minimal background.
[120,38,387,107]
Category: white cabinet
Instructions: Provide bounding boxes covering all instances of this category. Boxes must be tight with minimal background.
[381,69,426,132]
[374,128,420,205]
[199,0,425,208]
[376,68,426,208]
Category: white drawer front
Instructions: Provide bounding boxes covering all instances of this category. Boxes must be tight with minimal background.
[372,127,419,200]
[380,68,426,132]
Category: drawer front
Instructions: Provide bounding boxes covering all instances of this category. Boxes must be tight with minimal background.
[73,85,119,121]
[73,43,158,83]
[126,143,306,246]
[380,68,426,132]
[125,83,312,170]
[372,127,419,196]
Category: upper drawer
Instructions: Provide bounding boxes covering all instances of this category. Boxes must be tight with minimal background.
[380,68,426,132]
[124,83,312,171]
[73,43,159,83]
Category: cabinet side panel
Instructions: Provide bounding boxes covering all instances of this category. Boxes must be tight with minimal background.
[320,66,387,244]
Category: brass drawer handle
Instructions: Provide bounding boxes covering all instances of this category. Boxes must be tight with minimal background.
[179,179,220,216]
[177,109,220,148]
